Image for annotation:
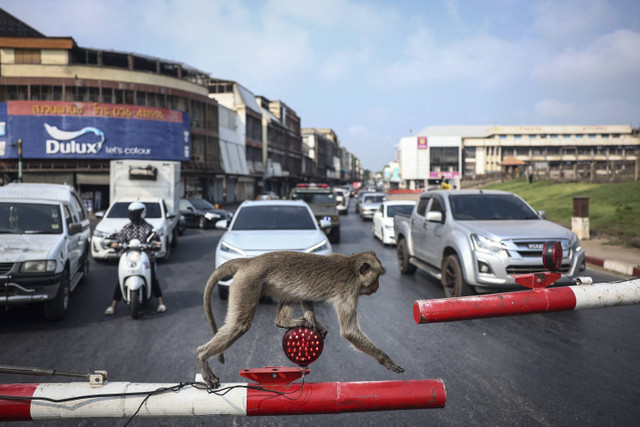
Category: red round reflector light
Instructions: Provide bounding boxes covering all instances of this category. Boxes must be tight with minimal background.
[282,327,324,366]
[542,241,563,271]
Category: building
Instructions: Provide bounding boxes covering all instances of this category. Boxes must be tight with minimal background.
[396,125,640,187]
[0,9,362,206]
[0,9,221,209]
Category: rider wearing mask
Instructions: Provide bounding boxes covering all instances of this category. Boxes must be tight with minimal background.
[104,201,166,315]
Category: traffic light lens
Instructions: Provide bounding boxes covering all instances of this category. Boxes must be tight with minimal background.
[282,327,324,366]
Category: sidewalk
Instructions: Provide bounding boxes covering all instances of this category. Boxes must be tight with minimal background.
[581,237,640,277]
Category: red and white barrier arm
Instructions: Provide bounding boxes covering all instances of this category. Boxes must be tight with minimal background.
[413,278,640,324]
[0,379,446,421]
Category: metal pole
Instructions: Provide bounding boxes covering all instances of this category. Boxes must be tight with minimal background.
[0,379,446,421]
[413,278,640,324]
[17,139,23,183]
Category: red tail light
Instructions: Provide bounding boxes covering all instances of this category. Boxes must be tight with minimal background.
[282,327,324,366]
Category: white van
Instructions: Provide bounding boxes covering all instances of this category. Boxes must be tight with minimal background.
[0,183,91,320]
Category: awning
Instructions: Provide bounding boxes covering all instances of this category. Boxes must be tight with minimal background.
[220,140,250,175]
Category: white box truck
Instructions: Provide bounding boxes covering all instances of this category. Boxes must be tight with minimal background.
[91,160,180,261]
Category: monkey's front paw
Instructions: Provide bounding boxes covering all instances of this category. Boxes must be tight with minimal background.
[202,372,220,389]
[383,359,405,373]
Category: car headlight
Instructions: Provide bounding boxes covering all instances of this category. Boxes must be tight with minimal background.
[220,241,246,256]
[569,234,582,253]
[93,229,109,238]
[204,212,220,220]
[305,240,329,253]
[20,260,57,274]
[470,234,505,255]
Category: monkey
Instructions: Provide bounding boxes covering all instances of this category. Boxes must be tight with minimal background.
[196,250,404,389]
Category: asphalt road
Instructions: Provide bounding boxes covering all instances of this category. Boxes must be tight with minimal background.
[1,205,639,426]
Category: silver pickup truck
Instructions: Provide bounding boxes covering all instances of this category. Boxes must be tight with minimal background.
[394,189,586,297]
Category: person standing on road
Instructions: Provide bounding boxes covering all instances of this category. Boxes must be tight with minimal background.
[104,201,166,315]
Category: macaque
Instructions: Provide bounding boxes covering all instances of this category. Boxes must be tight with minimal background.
[196,251,404,389]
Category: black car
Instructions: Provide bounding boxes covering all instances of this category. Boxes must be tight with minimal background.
[179,198,232,229]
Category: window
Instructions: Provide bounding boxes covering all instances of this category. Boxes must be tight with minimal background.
[232,205,316,230]
[14,49,41,64]
[430,147,459,173]
[416,197,430,217]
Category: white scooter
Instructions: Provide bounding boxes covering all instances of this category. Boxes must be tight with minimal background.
[113,235,160,319]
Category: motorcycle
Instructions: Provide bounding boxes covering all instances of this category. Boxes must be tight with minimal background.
[106,234,160,319]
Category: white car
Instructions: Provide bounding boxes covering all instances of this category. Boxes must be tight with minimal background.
[334,187,349,214]
[91,198,176,261]
[372,200,416,245]
[215,200,332,299]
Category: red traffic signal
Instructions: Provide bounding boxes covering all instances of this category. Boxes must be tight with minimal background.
[543,241,563,271]
[282,327,324,366]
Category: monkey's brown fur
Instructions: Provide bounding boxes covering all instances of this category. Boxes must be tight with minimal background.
[196,250,404,389]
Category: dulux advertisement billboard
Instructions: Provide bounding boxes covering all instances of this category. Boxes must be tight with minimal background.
[0,101,190,161]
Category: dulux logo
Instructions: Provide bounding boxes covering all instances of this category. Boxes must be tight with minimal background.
[44,123,105,155]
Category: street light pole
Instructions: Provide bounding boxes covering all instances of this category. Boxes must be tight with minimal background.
[16,138,23,183]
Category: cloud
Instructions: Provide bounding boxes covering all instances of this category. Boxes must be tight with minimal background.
[533,98,639,125]
[533,29,640,87]
[318,49,368,82]
[531,0,616,43]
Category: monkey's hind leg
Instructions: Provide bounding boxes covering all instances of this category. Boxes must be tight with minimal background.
[197,292,259,389]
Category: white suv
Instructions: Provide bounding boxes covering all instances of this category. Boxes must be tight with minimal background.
[91,198,176,261]
[0,183,91,320]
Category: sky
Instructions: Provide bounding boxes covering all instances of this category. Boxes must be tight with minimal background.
[3,0,640,171]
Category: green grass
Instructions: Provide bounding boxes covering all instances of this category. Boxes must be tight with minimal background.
[482,178,640,244]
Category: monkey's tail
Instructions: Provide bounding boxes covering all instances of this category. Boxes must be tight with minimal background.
[203,259,242,364]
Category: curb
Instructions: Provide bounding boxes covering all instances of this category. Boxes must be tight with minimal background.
[585,255,640,278]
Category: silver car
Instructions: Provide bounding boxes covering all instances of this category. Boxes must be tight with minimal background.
[359,193,386,220]
[214,200,333,299]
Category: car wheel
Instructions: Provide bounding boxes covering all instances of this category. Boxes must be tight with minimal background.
[397,238,416,275]
[80,252,90,284]
[162,240,171,262]
[44,269,70,321]
[171,227,178,247]
[441,254,473,298]
[329,226,340,244]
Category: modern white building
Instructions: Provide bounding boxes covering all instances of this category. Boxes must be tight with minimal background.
[396,124,640,187]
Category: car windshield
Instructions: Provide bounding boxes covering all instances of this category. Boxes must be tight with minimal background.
[190,199,216,210]
[291,192,335,204]
[364,195,385,203]
[107,202,162,219]
[232,205,316,230]
[0,202,63,234]
[387,204,414,217]
[449,194,540,220]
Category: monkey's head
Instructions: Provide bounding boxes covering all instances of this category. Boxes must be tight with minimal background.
[356,251,385,296]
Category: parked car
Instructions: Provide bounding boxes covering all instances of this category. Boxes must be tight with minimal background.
[257,191,280,200]
[372,200,416,245]
[214,200,333,298]
[91,198,176,261]
[359,192,386,220]
[394,190,586,297]
[179,198,232,229]
[0,183,91,320]
[289,183,340,243]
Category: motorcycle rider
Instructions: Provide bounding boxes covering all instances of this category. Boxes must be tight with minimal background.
[104,201,166,315]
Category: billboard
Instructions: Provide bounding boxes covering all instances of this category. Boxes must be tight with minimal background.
[0,101,190,161]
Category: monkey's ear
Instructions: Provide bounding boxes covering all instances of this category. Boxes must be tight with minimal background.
[359,262,371,275]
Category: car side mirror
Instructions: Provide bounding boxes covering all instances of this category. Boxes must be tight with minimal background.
[166,211,176,219]
[94,211,105,219]
[215,219,229,229]
[538,210,546,219]
[68,222,83,235]
[426,211,443,223]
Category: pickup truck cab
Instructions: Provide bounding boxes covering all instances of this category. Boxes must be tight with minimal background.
[394,189,585,297]
[0,183,91,319]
